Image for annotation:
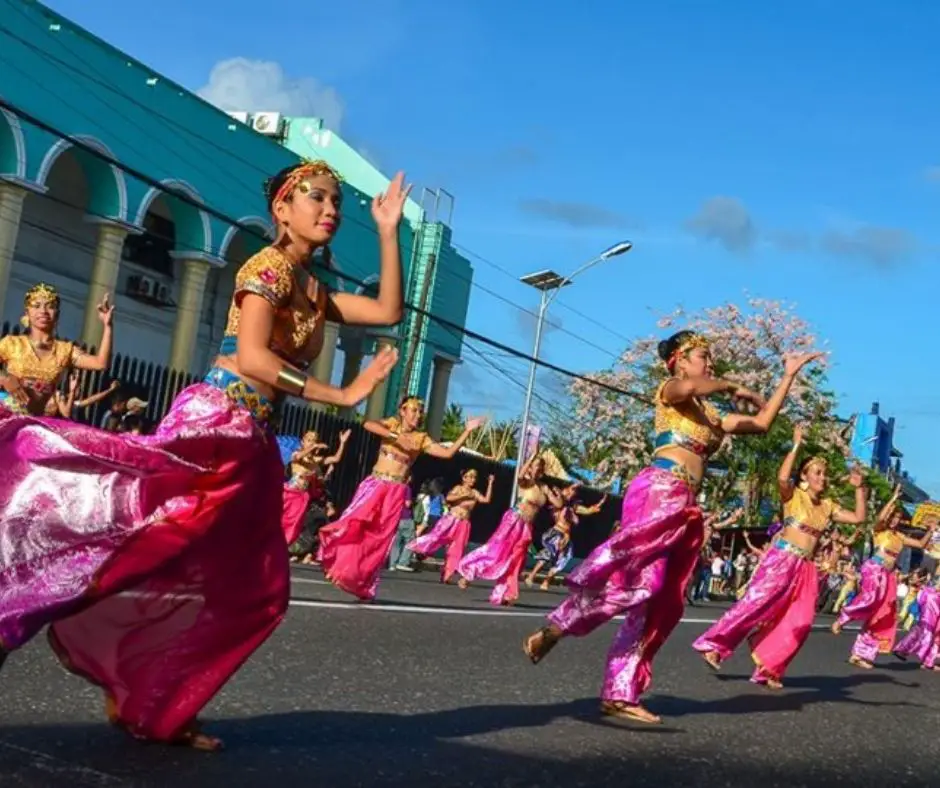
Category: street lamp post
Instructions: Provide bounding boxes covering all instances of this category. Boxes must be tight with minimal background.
[510,240,633,504]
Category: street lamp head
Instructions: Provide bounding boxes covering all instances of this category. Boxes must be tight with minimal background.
[600,240,633,259]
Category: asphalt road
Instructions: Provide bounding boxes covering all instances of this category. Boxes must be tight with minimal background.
[1,566,936,787]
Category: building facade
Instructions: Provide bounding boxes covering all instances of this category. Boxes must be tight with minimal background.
[0,0,471,427]
[849,402,930,505]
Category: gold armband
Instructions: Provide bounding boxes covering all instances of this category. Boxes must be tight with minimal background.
[277,366,307,397]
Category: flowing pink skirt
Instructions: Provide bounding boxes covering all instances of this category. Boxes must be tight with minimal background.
[407,512,471,583]
[547,467,703,704]
[457,509,532,605]
[282,484,312,546]
[316,475,408,601]
[837,558,898,662]
[0,384,288,742]
[895,587,940,667]
[693,542,819,681]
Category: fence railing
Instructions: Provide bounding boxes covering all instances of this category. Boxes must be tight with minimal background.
[1,322,624,557]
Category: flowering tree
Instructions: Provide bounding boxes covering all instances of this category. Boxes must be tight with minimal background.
[557,297,868,524]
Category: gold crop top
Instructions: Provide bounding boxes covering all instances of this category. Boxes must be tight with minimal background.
[874,530,904,556]
[221,247,327,366]
[783,487,836,536]
[653,380,724,458]
[0,335,79,414]
[377,416,432,464]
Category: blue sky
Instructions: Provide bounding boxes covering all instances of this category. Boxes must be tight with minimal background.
[45,0,940,492]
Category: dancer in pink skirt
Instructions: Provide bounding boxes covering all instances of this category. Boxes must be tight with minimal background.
[282,429,350,545]
[408,469,495,583]
[458,454,561,606]
[523,331,822,724]
[693,423,867,688]
[833,493,936,669]
[895,572,940,670]
[318,397,483,600]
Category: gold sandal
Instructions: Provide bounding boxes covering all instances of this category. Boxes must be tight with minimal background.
[173,722,224,752]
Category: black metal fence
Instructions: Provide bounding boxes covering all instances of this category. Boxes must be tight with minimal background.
[2,322,624,556]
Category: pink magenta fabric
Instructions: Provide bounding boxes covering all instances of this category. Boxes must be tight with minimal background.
[547,467,703,704]
[316,475,408,601]
[693,544,819,681]
[281,485,312,546]
[0,383,289,742]
[457,508,532,605]
[895,587,940,667]
[407,512,471,582]
[837,559,898,662]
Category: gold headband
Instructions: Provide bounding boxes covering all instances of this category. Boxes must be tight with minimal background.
[23,282,59,309]
[401,396,424,410]
[803,457,828,474]
[272,160,342,208]
[668,334,710,369]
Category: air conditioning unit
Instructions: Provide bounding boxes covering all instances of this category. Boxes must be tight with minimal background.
[227,111,249,124]
[136,275,157,298]
[252,112,283,136]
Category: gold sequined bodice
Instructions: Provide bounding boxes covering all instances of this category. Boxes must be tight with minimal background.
[0,335,75,414]
[222,247,327,366]
[783,487,836,536]
[653,380,724,458]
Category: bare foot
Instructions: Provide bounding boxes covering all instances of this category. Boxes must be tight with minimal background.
[702,651,721,671]
[457,578,469,591]
[174,724,224,752]
[765,678,784,690]
[600,700,662,725]
[539,580,550,591]
[523,626,561,664]
[849,655,873,670]
[524,576,535,588]
[831,621,843,635]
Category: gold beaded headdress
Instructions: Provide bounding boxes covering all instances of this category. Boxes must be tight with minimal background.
[400,395,424,410]
[797,456,828,489]
[268,159,343,212]
[20,282,59,327]
[667,333,710,372]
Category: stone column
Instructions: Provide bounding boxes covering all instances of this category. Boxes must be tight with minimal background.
[425,356,454,440]
[337,334,363,419]
[0,182,28,323]
[365,336,398,421]
[82,221,129,348]
[308,320,340,411]
[169,259,211,372]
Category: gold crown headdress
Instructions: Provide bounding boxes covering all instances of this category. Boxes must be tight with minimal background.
[400,395,425,410]
[269,159,343,211]
[667,333,710,371]
[20,282,60,327]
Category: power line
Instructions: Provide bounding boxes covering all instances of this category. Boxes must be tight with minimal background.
[0,12,629,365]
[0,95,652,404]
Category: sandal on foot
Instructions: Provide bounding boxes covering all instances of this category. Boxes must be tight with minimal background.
[523,626,560,665]
[849,655,873,670]
[600,700,662,725]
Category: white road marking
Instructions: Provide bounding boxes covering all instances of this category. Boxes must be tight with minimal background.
[285,594,860,630]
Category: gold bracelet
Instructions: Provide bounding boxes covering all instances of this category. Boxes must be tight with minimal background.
[277,366,307,397]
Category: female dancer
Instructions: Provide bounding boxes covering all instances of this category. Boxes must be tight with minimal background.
[693,423,866,688]
[895,572,940,670]
[459,454,562,605]
[525,485,608,591]
[833,492,936,669]
[0,284,114,413]
[318,396,484,600]
[523,331,821,724]
[408,469,495,583]
[282,428,350,545]
[0,161,408,750]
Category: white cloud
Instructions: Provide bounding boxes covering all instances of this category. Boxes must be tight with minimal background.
[685,196,756,254]
[197,58,344,131]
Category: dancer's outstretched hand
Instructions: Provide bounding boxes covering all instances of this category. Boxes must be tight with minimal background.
[783,351,824,377]
[372,172,412,232]
[465,416,487,431]
[345,346,399,405]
